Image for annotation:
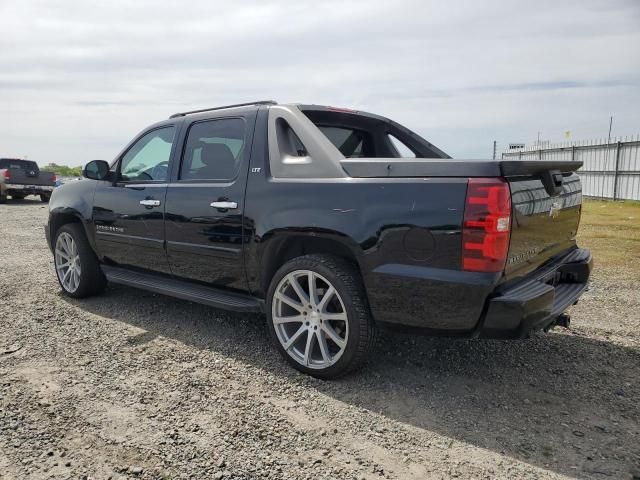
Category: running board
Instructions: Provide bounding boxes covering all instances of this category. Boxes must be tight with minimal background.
[101,266,263,313]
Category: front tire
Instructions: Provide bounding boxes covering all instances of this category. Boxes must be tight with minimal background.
[266,254,375,379]
[53,223,106,298]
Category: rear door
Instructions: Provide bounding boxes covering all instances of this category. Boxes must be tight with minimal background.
[164,113,255,290]
[92,125,178,274]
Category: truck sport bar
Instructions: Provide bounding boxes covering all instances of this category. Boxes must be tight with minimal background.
[169,100,277,118]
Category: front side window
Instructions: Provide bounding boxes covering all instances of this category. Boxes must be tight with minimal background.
[180,118,245,181]
[119,126,175,182]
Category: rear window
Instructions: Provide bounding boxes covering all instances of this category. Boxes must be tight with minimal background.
[0,159,39,171]
[316,126,371,158]
[301,108,450,159]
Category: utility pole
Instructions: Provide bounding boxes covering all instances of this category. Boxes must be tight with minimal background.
[606,115,614,199]
[492,140,497,160]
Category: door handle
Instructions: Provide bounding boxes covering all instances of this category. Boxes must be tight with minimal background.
[210,201,238,209]
[140,199,161,207]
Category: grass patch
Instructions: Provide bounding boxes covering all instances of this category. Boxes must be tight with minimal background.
[578,199,640,282]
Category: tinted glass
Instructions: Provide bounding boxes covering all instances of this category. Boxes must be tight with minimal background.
[120,126,175,182]
[303,109,449,159]
[180,118,245,180]
[317,126,369,158]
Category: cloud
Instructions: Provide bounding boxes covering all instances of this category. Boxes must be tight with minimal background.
[1,0,639,164]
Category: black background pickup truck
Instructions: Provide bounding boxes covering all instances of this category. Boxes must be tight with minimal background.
[45,100,592,378]
[0,158,56,203]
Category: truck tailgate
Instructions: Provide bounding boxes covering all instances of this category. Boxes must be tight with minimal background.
[505,170,582,280]
[5,168,56,186]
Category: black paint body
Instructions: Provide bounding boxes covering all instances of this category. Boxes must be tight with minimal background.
[46,104,592,338]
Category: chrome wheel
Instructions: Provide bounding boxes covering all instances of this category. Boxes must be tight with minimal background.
[272,270,349,369]
[55,232,81,293]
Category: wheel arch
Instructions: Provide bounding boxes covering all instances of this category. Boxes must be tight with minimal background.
[49,208,96,251]
[257,230,366,297]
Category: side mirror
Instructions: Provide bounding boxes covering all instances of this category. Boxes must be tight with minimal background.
[82,160,110,180]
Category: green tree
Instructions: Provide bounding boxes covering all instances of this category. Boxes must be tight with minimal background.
[43,163,82,177]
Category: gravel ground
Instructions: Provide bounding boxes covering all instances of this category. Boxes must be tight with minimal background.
[1,198,639,480]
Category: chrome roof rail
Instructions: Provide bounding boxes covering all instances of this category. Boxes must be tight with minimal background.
[169,100,277,118]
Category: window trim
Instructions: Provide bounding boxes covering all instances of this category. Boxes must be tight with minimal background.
[114,125,177,185]
[177,116,247,183]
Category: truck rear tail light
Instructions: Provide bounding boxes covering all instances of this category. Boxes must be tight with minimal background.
[462,178,511,273]
[52,174,57,183]
[2,170,9,180]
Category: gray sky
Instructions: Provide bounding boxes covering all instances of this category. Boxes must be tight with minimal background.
[1,0,639,166]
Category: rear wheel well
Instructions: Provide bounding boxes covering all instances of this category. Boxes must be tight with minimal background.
[261,235,362,295]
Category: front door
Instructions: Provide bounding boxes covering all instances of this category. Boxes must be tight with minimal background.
[164,114,255,290]
[93,125,178,274]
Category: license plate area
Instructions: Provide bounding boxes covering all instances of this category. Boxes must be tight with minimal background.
[542,269,581,287]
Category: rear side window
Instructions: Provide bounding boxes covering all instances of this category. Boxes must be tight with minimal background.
[180,118,245,181]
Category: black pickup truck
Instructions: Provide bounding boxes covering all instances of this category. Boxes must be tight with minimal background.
[45,101,592,378]
[1,158,56,203]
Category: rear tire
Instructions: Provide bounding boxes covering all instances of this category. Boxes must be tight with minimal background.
[0,194,6,204]
[53,223,106,298]
[266,254,376,379]
[40,194,50,203]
